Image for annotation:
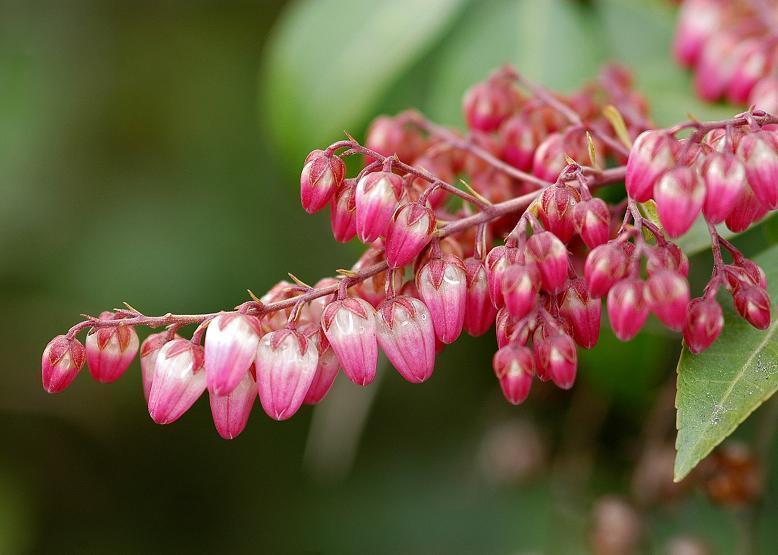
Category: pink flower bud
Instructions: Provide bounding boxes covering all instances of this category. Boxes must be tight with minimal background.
[737,259,768,290]
[376,296,436,383]
[684,298,724,354]
[321,298,378,386]
[384,202,435,268]
[140,332,174,402]
[485,245,519,308]
[625,131,675,202]
[701,151,746,223]
[209,369,256,439]
[355,171,404,243]
[330,179,357,243]
[85,316,140,383]
[307,278,339,324]
[255,329,317,420]
[535,333,577,389]
[654,166,705,238]
[496,308,532,349]
[645,243,689,277]
[501,263,540,319]
[538,185,580,244]
[147,339,206,425]
[673,0,723,67]
[694,32,739,101]
[300,149,345,214]
[607,278,648,341]
[558,278,601,349]
[750,77,778,115]
[365,115,425,163]
[727,39,771,104]
[573,197,611,248]
[463,76,520,132]
[301,326,340,405]
[463,257,497,337]
[734,285,772,330]
[42,335,85,393]
[644,270,690,331]
[500,113,539,171]
[416,255,467,344]
[737,131,778,210]
[493,344,534,405]
[532,133,567,182]
[526,231,569,293]
[725,184,768,233]
[584,243,628,297]
[205,313,262,396]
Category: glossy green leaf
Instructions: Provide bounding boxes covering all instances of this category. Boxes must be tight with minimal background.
[426,0,602,125]
[674,244,778,481]
[677,214,776,256]
[261,0,467,166]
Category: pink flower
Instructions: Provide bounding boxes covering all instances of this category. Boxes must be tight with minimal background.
[534,332,577,390]
[525,231,569,293]
[462,76,520,132]
[607,278,648,341]
[532,133,567,182]
[376,296,436,383]
[301,326,340,405]
[694,32,740,102]
[355,171,404,243]
[365,115,424,163]
[416,255,467,344]
[384,202,435,268]
[485,245,519,308]
[725,184,768,233]
[205,313,262,396]
[558,278,601,349]
[654,166,705,238]
[726,39,771,104]
[644,270,690,331]
[255,329,317,420]
[584,243,628,297]
[463,257,497,337]
[493,344,534,405]
[42,335,85,393]
[140,332,174,402]
[85,314,139,383]
[209,370,256,439]
[300,149,345,214]
[573,197,611,248]
[330,179,357,243]
[683,298,724,354]
[500,113,540,171]
[538,185,580,244]
[625,131,675,202]
[148,339,206,425]
[734,286,772,330]
[701,151,746,223]
[646,243,689,277]
[321,298,378,386]
[673,0,723,67]
[501,263,540,319]
[737,130,778,210]
[750,77,778,114]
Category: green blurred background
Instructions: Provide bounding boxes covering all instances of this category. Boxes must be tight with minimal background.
[1,0,776,553]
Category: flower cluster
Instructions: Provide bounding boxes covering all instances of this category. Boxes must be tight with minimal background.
[41,63,777,438]
[674,0,778,111]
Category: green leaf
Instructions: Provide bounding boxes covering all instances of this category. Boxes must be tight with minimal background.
[261,0,467,166]
[677,214,776,256]
[426,0,602,125]
[674,244,778,481]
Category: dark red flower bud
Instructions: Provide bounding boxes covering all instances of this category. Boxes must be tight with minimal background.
[733,285,772,330]
[534,332,577,390]
[558,278,601,349]
[330,179,357,243]
[684,297,724,354]
[538,185,580,244]
[464,257,498,337]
